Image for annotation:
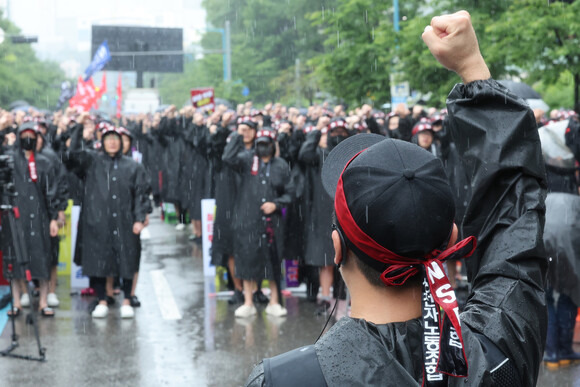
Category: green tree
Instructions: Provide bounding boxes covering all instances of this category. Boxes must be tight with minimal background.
[0,13,65,109]
[166,0,327,105]
[485,0,580,110]
[394,1,511,106]
[307,0,396,105]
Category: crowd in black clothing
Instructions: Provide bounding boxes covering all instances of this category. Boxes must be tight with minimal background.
[0,101,578,325]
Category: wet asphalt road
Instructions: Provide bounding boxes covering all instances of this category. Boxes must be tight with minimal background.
[0,210,578,386]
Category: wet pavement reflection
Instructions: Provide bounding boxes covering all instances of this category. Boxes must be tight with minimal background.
[0,211,578,386]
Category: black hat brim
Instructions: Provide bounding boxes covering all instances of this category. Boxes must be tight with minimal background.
[321,133,386,198]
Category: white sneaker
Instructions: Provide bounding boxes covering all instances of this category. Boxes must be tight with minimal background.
[265,303,287,317]
[234,304,257,318]
[120,305,135,319]
[140,227,151,240]
[92,304,108,318]
[175,223,185,231]
[47,293,60,307]
[20,293,30,308]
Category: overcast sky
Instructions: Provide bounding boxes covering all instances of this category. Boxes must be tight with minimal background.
[3,0,206,75]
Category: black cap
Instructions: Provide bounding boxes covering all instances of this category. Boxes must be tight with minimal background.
[322,134,455,259]
[18,121,39,135]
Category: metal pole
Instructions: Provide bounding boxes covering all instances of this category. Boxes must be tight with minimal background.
[295,58,300,108]
[225,21,231,82]
[393,0,400,32]
[221,28,227,82]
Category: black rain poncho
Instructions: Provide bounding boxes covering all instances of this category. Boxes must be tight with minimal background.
[223,133,294,281]
[246,79,548,386]
[1,130,60,280]
[68,126,150,279]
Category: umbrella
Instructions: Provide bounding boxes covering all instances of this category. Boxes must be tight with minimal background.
[8,100,30,110]
[498,80,551,113]
[538,120,575,169]
[526,99,550,112]
[11,105,36,113]
[498,80,542,99]
[544,193,580,306]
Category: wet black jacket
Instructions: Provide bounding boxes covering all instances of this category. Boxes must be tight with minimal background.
[210,128,237,264]
[298,130,335,267]
[68,126,150,279]
[544,192,580,306]
[179,121,209,219]
[437,126,471,229]
[223,133,294,281]
[156,117,184,204]
[1,135,59,280]
[246,79,547,386]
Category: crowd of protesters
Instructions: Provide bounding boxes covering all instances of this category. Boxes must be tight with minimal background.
[0,90,579,364]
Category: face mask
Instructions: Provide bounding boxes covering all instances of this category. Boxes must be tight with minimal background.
[328,135,348,151]
[20,137,37,151]
[256,142,273,158]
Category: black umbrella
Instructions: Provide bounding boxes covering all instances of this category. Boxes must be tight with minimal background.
[8,100,30,110]
[544,193,580,306]
[498,80,542,99]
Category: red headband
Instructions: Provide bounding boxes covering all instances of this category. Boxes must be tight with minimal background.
[334,150,476,384]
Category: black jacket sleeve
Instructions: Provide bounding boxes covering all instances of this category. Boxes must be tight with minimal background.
[298,130,322,165]
[222,132,251,173]
[447,79,547,386]
[66,124,94,178]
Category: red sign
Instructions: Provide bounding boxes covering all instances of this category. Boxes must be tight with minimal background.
[190,88,215,112]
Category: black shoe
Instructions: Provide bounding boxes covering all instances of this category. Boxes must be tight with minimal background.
[88,299,98,312]
[315,300,332,316]
[253,290,269,304]
[130,295,141,307]
[188,235,202,245]
[228,289,245,305]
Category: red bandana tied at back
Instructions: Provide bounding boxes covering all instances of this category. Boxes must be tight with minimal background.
[334,150,476,386]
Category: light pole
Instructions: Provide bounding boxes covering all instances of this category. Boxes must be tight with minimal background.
[204,21,231,82]
[393,0,400,32]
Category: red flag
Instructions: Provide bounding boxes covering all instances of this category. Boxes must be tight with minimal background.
[96,72,107,100]
[116,73,122,119]
[69,76,99,112]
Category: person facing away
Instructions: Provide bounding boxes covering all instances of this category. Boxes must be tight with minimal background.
[246,11,547,387]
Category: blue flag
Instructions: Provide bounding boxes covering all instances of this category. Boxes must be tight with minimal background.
[84,40,111,81]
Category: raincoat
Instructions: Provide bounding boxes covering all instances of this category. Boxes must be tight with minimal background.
[0,130,60,280]
[179,121,209,220]
[298,130,335,267]
[39,140,69,267]
[159,117,184,205]
[437,126,471,228]
[246,79,547,386]
[210,127,237,266]
[68,126,150,279]
[223,133,294,281]
[279,129,307,262]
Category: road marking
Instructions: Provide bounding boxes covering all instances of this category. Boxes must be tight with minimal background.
[150,270,182,320]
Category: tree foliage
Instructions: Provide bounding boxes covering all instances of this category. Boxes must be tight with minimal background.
[0,13,65,109]
[159,0,579,110]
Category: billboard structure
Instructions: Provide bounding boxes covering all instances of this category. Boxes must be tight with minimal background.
[91,26,183,87]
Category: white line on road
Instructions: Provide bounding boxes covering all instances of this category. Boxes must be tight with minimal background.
[150,269,182,320]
